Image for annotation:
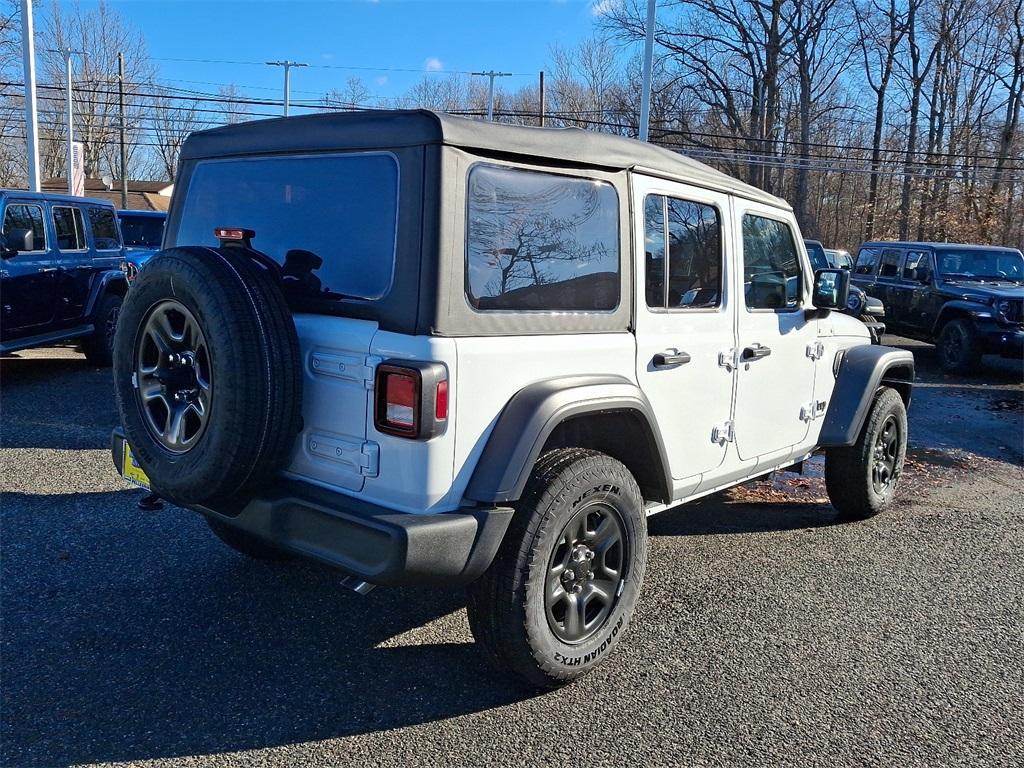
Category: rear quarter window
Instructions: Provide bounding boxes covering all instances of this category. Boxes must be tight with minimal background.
[465,164,620,312]
[88,206,121,250]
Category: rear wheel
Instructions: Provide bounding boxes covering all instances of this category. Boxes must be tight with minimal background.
[937,318,981,373]
[82,292,123,366]
[825,387,907,521]
[466,448,647,688]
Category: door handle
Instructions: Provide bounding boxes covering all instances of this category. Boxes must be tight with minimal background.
[37,267,59,273]
[652,350,692,368]
[741,343,772,361]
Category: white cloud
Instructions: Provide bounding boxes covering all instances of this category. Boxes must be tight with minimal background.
[375,75,389,86]
[590,0,621,16]
[424,57,444,72]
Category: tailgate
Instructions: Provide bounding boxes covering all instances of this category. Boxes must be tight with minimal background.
[284,314,380,492]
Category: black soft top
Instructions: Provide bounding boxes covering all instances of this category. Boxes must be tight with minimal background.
[179,109,788,210]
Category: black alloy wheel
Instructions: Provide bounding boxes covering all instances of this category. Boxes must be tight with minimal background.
[134,299,213,454]
[871,415,900,496]
[545,503,627,644]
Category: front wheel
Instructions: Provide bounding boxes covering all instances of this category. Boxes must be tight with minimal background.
[937,318,981,374]
[82,292,123,366]
[825,387,908,521]
[466,448,647,688]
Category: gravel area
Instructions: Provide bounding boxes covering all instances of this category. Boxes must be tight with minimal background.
[1,339,1022,768]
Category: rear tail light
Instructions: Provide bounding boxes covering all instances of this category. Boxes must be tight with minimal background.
[374,361,448,439]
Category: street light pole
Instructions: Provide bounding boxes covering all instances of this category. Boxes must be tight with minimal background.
[471,70,512,121]
[20,0,40,192]
[118,52,128,209]
[266,60,308,116]
[638,0,657,142]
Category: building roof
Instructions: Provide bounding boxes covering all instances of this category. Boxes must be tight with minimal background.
[180,109,789,210]
[39,178,172,212]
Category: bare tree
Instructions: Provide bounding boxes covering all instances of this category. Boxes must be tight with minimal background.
[150,87,199,179]
[216,83,251,124]
[39,0,154,179]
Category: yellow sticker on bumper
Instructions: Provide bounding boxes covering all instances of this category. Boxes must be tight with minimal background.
[121,440,151,490]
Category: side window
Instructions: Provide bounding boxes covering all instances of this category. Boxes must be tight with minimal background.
[52,206,86,251]
[855,248,880,275]
[88,206,121,250]
[645,195,722,309]
[903,251,931,281]
[878,249,903,279]
[2,204,47,251]
[466,164,620,312]
[644,195,666,307]
[741,214,801,310]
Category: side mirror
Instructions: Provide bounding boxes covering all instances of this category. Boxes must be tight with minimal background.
[1,227,34,257]
[812,268,850,311]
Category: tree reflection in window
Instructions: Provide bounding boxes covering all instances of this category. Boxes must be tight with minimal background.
[466,165,620,311]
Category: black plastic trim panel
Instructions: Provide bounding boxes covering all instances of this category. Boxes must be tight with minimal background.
[111,430,513,587]
[819,345,915,447]
[464,375,673,503]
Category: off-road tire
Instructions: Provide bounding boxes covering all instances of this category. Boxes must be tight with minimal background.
[112,246,302,506]
[466,448,647,688]
[82,291,123,366]
[937,318,981,374]
[206,518,294,562]
[825,387,907,521]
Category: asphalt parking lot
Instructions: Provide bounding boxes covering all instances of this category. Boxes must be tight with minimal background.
[2,337,1022,768]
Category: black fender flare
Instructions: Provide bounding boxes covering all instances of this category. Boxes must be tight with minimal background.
[84,269,128,318]
[818,344,915,447]
[930,300,988,336]
[464,375,672,504]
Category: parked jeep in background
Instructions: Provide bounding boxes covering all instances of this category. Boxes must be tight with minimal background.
[804,239,885,342]
[825,247,854,270]
[852,241,1024,373]
[0,191,127,365]
[118,209,166,284]
[111,111,914,687]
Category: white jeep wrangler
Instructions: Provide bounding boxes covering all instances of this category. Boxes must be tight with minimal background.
[111,110,914,688]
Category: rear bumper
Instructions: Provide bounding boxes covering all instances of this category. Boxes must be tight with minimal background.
[111,431,513,587]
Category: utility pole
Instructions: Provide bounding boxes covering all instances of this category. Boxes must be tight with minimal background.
[471,70,512,121]
[539,70,545,127]
[118,52,128,208]
[266,60,307,116]
[54,47,86,194]
[20,0,40,191]
[638,0,657,142]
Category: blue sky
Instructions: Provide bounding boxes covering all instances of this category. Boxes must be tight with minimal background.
[73,0,619,107]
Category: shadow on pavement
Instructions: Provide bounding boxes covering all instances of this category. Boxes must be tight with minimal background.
[0,491,537,767]
[647,494,841,537]
[0,351,118,451]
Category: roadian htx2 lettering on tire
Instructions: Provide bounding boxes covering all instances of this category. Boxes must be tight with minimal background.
[112,246,302,506]
[466,448,648,688]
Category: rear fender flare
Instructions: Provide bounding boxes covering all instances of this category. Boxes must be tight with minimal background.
[464,375,672,504]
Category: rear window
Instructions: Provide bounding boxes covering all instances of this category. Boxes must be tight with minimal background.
[176,153,399,301]
[2,203,47,251]
[119,213,165,248]
[465,164,620,312]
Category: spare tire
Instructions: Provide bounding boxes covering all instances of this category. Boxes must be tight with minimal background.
[112,246,302,506]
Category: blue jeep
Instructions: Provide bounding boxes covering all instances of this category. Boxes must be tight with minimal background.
[117,209,166,284]
[0,191,128,365]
